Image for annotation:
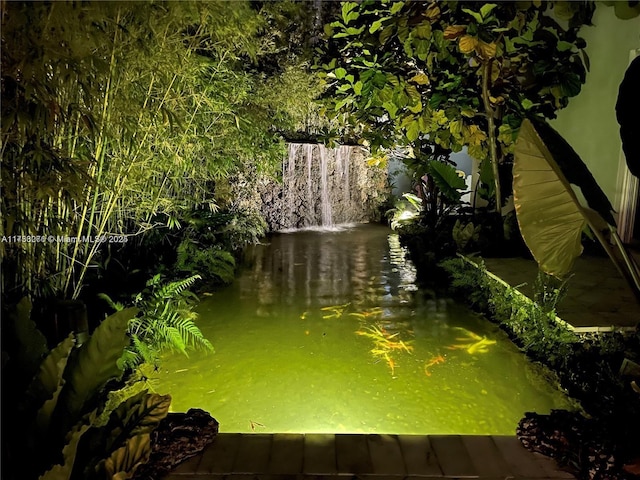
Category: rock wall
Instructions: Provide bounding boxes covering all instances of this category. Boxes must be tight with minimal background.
[260,143,388,231]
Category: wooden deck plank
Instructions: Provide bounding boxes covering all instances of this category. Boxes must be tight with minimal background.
[335,434,373,473]
[232,433,273,473]
[461,435,512,477]
[268,433,304,474]
[429,435,477,477]
[303,433,337,474]
[531,451,577,479]
[163,475,221,480]
[366,434,406,475]
[168,452,202,474]
[166,432,577,479]
[492,435,549,478]
[197,433,242,473]
[397,435,442,476]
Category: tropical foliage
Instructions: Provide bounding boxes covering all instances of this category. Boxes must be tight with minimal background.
[100,274,213,369]
[440,257,640,479]
[2,298,169,480]
[1,1,321,301]
[318,0,594,212]
[513,118,640,299]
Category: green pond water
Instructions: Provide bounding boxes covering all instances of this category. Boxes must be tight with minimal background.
[154,223,572,434]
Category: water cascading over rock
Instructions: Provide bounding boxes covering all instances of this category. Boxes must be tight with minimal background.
[260,143,387,231]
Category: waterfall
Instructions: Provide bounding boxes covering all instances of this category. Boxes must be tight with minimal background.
[305,143,314,223]
[262,143,387,231]
[318,145,333,226]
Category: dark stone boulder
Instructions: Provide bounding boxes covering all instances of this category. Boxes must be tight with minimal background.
[132,409,219,480]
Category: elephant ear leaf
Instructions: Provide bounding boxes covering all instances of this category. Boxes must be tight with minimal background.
[529,117,615,226]
[427,160,466,202]
[513,119,587,278]
[52,307,138,438]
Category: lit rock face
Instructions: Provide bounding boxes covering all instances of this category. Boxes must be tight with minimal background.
[260,143,388,231]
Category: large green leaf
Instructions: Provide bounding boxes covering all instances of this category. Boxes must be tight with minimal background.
[427,160,467,202]
[10,297,49,381]
[27,334,75,405]
[103,434,152,480]
[39,422,91,480]
[530,118,615,225]
[73,391,171,479]
[52,307,138,438]
[513,119,587,278]
[516,119,640,296]
[29,334,76,434]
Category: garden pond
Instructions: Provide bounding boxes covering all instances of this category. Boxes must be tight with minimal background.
[154,223,574,434]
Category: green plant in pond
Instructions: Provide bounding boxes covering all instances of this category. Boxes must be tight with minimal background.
[101,274,213,369]
[1,297,170,480]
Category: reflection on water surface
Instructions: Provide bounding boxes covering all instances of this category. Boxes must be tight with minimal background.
[155,223,572,434]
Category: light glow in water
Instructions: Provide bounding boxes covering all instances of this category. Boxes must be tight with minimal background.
[154,224,572,434]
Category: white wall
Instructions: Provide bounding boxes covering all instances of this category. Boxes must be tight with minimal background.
[551,5,640,205]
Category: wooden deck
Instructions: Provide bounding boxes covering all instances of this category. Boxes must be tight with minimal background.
[163,433,575,479]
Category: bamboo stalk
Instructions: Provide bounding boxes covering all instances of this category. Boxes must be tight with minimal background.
[64,8,122,296]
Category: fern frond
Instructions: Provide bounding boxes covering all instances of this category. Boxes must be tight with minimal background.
[166,327,186,354]
[156,275,201,300]
[125,274,211,367]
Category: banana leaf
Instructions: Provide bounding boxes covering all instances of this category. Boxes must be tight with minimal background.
[513,119,588,277]
[32,335,76,434]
